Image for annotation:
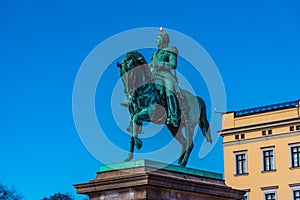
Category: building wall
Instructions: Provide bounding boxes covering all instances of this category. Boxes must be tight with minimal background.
[220,100,300,199]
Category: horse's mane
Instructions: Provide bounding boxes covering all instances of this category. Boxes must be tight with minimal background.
[125,51,148,66]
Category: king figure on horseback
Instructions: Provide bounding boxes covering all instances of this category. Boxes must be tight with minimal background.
[150,27,183,127]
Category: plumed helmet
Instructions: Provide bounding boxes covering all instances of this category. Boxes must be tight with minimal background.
[158,27,170,44]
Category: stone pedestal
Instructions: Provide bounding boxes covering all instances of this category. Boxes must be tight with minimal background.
[74,160,245,200]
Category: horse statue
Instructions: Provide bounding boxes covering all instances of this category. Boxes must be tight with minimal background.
[117,50,212,167]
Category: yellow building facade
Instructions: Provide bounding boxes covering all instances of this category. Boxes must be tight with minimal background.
[219,100,300,200]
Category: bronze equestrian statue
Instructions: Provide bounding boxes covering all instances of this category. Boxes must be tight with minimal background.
[116,29,212,167]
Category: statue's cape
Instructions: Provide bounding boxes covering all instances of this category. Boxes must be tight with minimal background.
[162,46,179,55]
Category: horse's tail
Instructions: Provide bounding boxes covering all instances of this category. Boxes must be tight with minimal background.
[197,96,212,143]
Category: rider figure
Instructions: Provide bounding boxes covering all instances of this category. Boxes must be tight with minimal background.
[150,27,181,127]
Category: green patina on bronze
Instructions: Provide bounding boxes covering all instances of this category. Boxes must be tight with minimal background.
[99,160,223,180]
[116,28,212,167]
[151,30,180,127]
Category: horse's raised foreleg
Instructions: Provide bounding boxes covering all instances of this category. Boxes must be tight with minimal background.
[132,108,151,148]
[124,108,150,162]
[124,127,144,162]
[128,109,149,157]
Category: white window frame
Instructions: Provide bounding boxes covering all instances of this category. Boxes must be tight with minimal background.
[290,185,300,200]
[262,188,277,200]
[261,147,276,172]
[234,150,248,175]
[243,192,249,200]
[289,143,300,168]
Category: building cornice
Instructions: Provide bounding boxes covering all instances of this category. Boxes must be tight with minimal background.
[261,186,279,190]
[223,131,300,147]
[233,100,299,117]
[219,117,300,136]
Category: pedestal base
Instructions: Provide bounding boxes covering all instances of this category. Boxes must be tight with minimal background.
[74,160,245,200]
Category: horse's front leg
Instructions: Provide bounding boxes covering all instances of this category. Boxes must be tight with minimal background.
[124,109,150,162]
[124,136,134,162]
[131,109,151,149]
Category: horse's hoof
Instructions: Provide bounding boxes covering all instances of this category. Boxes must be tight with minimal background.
[124,153,133,162]
[120,99,129,107]
[178,154,185,165]
[135,138,143,149]
[178,155,187,167]
[206,134,212,143]
[124,157,132,162]
[126,126,132,132]
[178,161,187,167]
[205,129,213,143]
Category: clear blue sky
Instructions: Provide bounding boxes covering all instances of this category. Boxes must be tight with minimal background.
[1,0,299,199]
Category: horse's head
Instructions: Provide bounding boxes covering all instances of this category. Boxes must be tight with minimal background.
[117,51,149,96]
[117,51,147,76]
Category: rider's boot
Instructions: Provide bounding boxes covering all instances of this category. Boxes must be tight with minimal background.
[166,94,179,127]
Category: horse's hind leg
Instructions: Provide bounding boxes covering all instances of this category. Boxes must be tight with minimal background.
[167,124,187,165]
[179,123,195,167]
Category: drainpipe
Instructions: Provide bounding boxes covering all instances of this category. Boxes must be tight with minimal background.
[297,100,300,117]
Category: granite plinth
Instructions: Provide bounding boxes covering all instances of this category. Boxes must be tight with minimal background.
[74,160,245,200]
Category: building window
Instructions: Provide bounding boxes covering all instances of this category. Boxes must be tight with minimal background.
[290,185,300,200]
[296,125,300,131]
[243,192,249,200]
[291,126,295,131]
[268,130,272,135]
[290,143,300,168]
[265,193,276,200]
[241,133,245,139]
[262,187,277,200]
[294,190,300,200]
[234,151,247,175]
[235,134,239,140]
[262,147,275,172]
[262,130,267,136]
